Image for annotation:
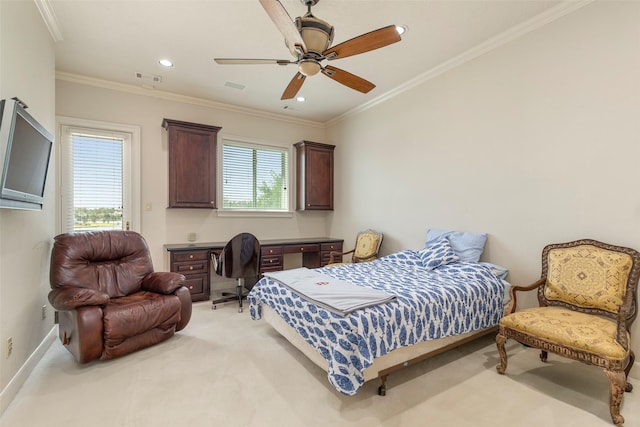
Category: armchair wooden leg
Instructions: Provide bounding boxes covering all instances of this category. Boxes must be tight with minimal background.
[540,350,548,362]
[604,369,626,426]
[496,332,508,374]
[624,351,635,392]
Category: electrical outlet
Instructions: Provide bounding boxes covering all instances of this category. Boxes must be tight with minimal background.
[7,337,12,357]
[42,305,47,320]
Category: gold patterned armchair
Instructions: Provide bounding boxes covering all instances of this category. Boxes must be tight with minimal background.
[328,229,383,265]
[496,239,640,426]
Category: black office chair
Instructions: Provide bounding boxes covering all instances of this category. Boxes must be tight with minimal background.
[212,233,260,313]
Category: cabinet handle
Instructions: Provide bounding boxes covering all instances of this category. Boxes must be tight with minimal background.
[189,286,193,290]
[189,266,193,270]
[270,259,273,263]
[189,255,194,259]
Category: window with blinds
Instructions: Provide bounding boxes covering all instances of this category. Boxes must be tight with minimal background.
[222,140,289,211]
[59,125,128,232]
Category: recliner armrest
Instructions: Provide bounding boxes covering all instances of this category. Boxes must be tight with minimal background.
[141,272,186,294]
[48,286,110,310]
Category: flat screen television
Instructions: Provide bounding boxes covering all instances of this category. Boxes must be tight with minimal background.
[0,98,54,211]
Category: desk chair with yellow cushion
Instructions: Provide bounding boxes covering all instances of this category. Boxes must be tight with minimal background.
[496,239,640,426]
[327,229,383,266]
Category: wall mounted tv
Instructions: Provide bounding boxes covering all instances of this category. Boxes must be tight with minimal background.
[0,98,53,211]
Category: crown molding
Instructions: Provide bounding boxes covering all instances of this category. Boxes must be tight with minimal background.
[327,0,594,126]
[34,0,63,42]
[55,72,326,129]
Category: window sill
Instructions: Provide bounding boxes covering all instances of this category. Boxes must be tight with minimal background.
[216,210,293,218]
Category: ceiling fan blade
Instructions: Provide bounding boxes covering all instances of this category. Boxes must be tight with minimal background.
[322,25,401,60]
[214,58,293,65]
[259,0,307,55]
[321,66,375,94]
[281,72,306,100]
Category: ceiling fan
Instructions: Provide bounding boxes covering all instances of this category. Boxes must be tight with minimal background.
[214,0,402,100]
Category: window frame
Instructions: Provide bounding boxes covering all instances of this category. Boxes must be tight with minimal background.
[56,116,141,233]
[218,135,293,217]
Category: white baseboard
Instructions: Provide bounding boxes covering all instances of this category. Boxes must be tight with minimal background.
[0,326,57,416]
[631,360,640,380]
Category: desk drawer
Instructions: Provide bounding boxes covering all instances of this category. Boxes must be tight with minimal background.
[260,264,283,274]
[321,242,342,252]
[321,242,343,266]
[261,246,282,256]
[283,244,319,254]
[184,274,209,301]
[173,251,209,262]
[170,249,211,302]
[174,260,208,275]
[261,255,282,267]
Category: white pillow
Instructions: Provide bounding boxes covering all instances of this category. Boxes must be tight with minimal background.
[424,229,487,263]
[419,237,459,270]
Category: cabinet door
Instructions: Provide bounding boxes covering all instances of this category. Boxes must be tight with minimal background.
[295,141,335,210]
[163,119,221,208]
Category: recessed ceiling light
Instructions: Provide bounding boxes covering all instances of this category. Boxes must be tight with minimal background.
[395,25,408,36]
[159,59,173,67]
[296,96,305,102]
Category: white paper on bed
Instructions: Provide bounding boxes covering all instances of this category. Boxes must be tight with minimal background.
[263,267,396,316]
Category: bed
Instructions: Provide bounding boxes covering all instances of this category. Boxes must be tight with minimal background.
[247,231,511,396]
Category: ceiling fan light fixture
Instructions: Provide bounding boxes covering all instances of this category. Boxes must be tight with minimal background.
[297,16,334,55]
[298,59,321,76]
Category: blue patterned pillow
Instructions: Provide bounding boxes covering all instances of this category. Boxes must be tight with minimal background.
[381,250,423,267]
[419,237,460,270]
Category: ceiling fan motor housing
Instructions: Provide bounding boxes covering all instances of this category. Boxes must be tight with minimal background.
[300,0,320,8]
[296,15,334,56]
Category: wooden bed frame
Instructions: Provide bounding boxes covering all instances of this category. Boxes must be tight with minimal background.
[262,302,510,395]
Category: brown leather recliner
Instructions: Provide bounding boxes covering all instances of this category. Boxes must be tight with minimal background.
[48,230,192,363]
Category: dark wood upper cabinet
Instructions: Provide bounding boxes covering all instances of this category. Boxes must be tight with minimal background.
[295,141,335,211]
[162,119,221,208]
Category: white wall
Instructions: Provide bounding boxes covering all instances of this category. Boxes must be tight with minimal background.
[326,1,640,369]
[0,0,56,412]
[3,1,639,410]
[55,80,329,269]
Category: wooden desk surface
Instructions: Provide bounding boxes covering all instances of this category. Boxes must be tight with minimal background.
[164,237,343,252]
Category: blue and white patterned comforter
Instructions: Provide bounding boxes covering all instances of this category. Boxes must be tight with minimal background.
[248,250,506,395]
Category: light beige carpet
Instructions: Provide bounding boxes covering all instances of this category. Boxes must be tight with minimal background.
[1,301,638,427]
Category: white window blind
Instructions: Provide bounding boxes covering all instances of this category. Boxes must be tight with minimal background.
[222,140,289,211]
[60,127,125,232]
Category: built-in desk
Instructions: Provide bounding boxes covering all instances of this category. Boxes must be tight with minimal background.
[164,237,343,301]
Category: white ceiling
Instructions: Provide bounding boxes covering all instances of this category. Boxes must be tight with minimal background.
[46,0,567,123]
